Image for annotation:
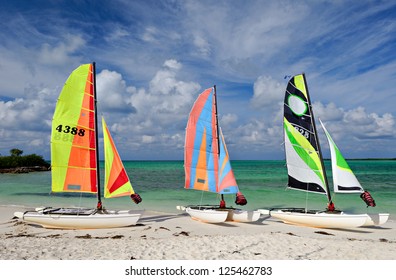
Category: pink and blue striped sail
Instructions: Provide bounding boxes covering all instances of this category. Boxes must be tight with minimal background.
[184,87,239,194]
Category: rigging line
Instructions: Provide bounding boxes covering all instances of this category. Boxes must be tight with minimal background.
[198,189,205,210]
[305,188,309,213]
[77,192,84,211]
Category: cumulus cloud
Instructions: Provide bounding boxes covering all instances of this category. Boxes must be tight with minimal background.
[100,59,201,159]
[343,107,395,139]
[135,59,200,116]
[0,86,55,155]
[96,70,136,113]
[251,75,284,109]
[313,102,344,122]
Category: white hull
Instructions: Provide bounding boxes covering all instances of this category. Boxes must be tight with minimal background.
[362,213,389,226]
[185,207,229,223]
[270,209,368,229]
[178,206,260,223]
[14,208,143,229]
[227,209,261,223]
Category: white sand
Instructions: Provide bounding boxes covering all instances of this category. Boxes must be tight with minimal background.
[0,206,395,260]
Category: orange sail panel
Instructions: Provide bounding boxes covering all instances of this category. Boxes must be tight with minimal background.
[51,64,97,193]
[184,87,239,194]
[102,117,135,198]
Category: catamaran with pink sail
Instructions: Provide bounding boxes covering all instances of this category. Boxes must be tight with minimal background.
[14,63,143,229]
[177,86,260,223]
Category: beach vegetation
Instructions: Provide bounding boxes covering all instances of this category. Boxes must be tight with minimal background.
[0,149,50,169]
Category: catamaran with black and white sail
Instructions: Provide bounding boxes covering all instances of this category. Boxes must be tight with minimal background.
[267,73,387,228]
[177,86,260,223]
[14,63,143,229]
[319,119,389,226]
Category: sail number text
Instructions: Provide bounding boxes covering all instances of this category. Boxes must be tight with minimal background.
[55,125,86,137]
[293,125,309,139]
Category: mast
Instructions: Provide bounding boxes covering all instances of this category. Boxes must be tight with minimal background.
[213,85,225,204]
[302,73,332,205]
[92,62,102,209]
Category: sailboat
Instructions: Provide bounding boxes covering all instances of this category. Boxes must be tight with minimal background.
[319,119,389,226]
[177,86,260,223]
[268,73,371,228]
[14,63,143,229]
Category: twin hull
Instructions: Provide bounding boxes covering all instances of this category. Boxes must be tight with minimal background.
[15,209,144,229]
[185,206,261,223]
[270,209,372,229]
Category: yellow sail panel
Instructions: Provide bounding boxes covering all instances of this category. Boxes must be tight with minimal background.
[51,64,97,193]
[293,74,308,100]
[102,117,134,198]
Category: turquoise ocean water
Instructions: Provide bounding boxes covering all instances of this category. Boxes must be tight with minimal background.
[0,160,395,220]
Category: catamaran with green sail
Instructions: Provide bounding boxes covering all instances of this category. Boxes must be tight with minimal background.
[265,73,388,228]
[14,63,143,229]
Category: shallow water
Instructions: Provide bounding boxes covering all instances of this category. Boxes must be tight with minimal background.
[0,160,395,218]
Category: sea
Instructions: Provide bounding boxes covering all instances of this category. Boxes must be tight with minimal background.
[0,160,395,219]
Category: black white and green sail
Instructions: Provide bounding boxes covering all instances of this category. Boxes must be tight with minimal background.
[283,74,330,198]
[319,119,364,193]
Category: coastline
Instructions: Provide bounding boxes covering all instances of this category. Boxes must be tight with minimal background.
[0,166,49,174]
[1,205,395,260]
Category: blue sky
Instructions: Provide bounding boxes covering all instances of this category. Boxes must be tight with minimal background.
[0,0,395,160]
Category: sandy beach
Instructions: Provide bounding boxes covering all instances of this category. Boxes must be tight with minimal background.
[0,205,395,260]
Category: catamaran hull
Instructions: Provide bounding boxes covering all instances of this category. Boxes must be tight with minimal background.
[227,209,261,223]
[270,209,368,229]
[362,213,389,226]
[180,206,260,223]
[185,207,229,223]
[14,209,144,229]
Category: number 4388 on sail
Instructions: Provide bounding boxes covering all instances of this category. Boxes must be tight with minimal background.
[55,124,85,136]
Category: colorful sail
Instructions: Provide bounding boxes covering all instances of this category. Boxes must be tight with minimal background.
[184,87,239,194]
[102,117,135,198]
[319,119,364,193]
[283,74,328,195]
[51,63,97,193]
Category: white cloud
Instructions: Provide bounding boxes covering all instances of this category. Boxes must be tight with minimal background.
[220,113,238,127]
[104,25,130,42]
[314,102,344,122]
[38,35,85,65]
[141,135,154,144]
[0,86,54,155]
[193,35,211,57]
[96,69,136,113]
[343,107,395,138]
[142,26,158,43]
[100,59,201,159]
[251,75,284,108]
